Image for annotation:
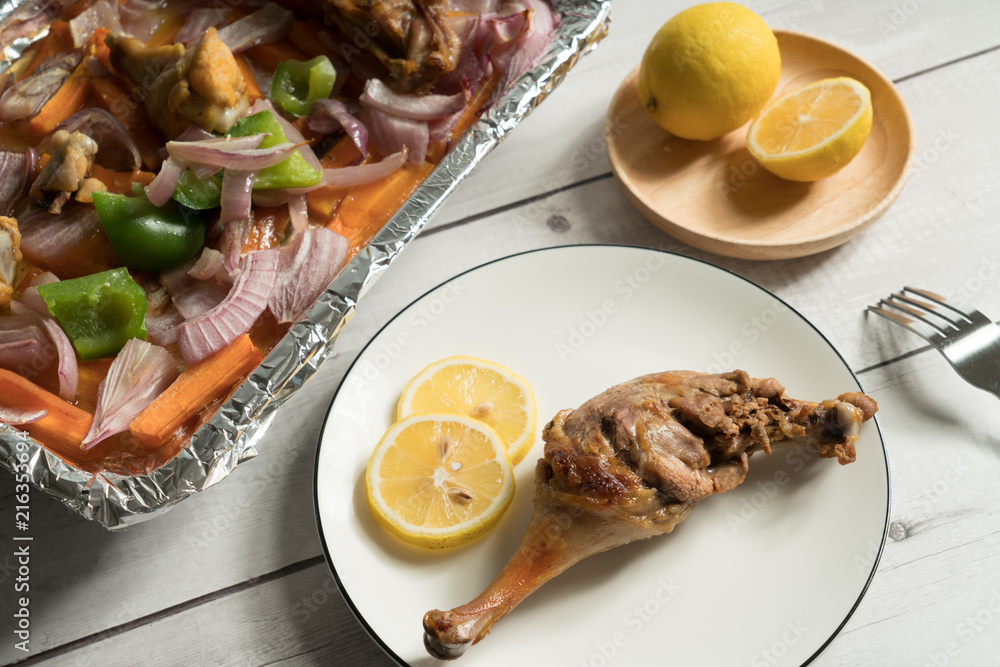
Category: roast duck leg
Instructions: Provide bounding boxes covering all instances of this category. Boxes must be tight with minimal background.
[423,370,878,660]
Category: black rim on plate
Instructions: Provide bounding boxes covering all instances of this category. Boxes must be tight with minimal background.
[311,243,891,667]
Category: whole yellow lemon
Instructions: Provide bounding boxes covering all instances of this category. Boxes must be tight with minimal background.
[637,3,781,141]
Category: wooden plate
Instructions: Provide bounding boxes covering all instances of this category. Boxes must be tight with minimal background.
[605,30,914,260]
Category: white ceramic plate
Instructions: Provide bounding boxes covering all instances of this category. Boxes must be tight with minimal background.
[314,245,889,667]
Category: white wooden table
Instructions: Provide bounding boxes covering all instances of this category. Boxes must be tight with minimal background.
[4,0,1000,664]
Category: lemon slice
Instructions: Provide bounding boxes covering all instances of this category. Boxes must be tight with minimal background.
[746,76,873,182]
[365,413,515,549]
[397,356,536,465]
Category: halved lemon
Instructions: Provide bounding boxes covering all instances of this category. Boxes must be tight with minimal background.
[396,356,536,465]
[365,413,515,549]
[746,76,873,182]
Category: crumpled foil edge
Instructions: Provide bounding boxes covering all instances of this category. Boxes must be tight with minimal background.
[0,0,613,529]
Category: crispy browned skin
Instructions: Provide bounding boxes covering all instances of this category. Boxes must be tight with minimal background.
[306,0,461,92]
[106,27,249,139]
[423,370,878,660]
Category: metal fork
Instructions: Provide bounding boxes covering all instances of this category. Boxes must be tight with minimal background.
[868,287,1000,399]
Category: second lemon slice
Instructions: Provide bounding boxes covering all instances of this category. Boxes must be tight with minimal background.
[746,76,873,182]
[366,413,515,549]
[397,356,536,465]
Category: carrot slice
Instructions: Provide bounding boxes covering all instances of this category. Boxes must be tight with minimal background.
[0,369,93,451]
[287,21,333,59]
[28,60,91,136]
[327,161,435,254]
[89,164,155,194]
[129,334,264,449]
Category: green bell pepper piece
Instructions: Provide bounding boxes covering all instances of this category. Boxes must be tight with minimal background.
[92,191,206,272]
[271,56,337,117]
[37,268,147,361]
[173,170,223,210]
[228,110,322,190]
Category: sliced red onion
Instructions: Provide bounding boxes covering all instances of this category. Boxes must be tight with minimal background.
[0,317,48,369]
[268,228,348,324]
[359,107,428,166]
[0,406,48,425]
[435,43,488,96]
[187,247,224,280]
[146,306,184,347]
[177,249,279,364]
[172,280,230,320]
[44,108,142,172]
[0,151,30,215]
[288,194,309,234]
[69,0,121,48]
[175,125,216,142]
[160,261,198,295]
[40,316,78,401]
[217,4,295,53]
[489,1,556,91]
[361,79,465,121]
[118,0,168,42]
[248,99,323,173]
[0,59,72,122]
[169,140,298,172]
[307,99,368,156]
[219,216,252,277]
[145,156,187,207]
[166,133,267,162]
[19,271,59,315]
[320,149,407,188]
[175,6,229,45]
[81,337,179,449]
[220,169,255,224]
[18,205,102,266]
[8,301,78,401]
[489,9,529,42]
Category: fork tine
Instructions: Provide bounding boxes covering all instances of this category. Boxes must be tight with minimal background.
[903,286,975,321]
[867,303,943,343]
[880,295,955,335]
[888,291,962,329]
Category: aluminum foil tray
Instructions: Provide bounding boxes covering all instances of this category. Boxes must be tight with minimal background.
[0,0,612,529]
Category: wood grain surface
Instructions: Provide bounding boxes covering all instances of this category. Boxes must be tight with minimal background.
[3,0,1000,666]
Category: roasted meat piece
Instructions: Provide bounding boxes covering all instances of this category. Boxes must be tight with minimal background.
[423,370,878,659]
[29,129,98,214]
[0,216,21,307]
[106,27,249,139]
[306,0,461,93]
